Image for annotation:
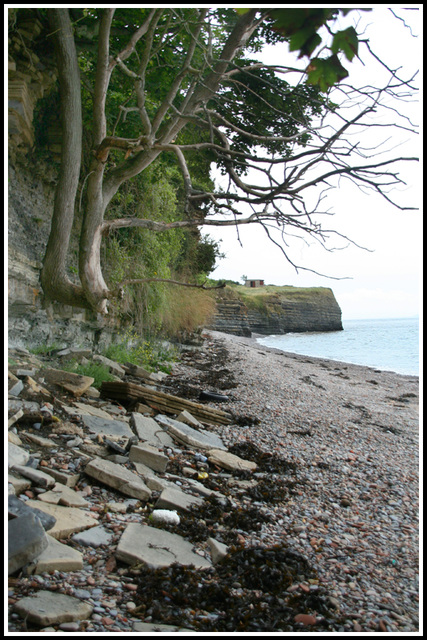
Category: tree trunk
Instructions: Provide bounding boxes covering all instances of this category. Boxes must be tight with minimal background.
[40,9,89,309]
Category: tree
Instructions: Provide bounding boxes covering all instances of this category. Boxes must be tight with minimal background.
[37,8,418,315]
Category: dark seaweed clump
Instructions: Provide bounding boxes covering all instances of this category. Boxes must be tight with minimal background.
[148,494,271,546]
[133,543,343,632]
[228,441,299,475]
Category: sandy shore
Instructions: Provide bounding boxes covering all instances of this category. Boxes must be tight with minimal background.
[190,330,420,632]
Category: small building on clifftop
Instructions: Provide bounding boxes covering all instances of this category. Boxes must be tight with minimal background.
[244,278,264,288]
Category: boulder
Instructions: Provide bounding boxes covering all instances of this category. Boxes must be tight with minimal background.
[8,513,49,575]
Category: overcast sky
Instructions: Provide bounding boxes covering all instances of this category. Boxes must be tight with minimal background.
[205,6,421,321]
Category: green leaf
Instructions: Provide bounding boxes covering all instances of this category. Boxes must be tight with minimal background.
[331,27,359,61]
[306,55,349,92]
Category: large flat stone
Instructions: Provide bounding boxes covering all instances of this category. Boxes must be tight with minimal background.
[155,487,204,512]
[93,354,125,377]
[8,473,31,494]
[8,442,30,468]
[131,462,177,492]
[8,494,56,531]
[207,449,257,472]
[43,368,95,397]
[12,590,93,626]
[81,415,133,438]
[24,500,98,539]
[155,414,226,451]
[11,464,56,489]
[130,413,175,447]
[129,443,169,473]
[8,513,49,574]
[26,535,83,574]
[71,525,113,548]
[116,524,211,569]
[37,483,89,507]
[84,457,151,500]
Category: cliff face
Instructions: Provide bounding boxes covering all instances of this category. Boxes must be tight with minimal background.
[207,286,343,337]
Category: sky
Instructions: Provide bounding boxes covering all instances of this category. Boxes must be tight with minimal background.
[203,6,422,321]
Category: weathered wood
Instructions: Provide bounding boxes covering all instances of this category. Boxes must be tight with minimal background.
[100,382,232,426]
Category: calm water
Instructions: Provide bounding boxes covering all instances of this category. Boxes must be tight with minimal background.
[257,317,420,376]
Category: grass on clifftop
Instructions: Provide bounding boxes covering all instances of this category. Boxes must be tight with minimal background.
[217,284,335,310]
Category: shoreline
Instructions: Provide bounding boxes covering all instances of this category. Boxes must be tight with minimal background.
[251,332,419,380]
[192,329,419,631]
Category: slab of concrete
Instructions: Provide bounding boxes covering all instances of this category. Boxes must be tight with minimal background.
[84,457,152,501]
[71,525,113,548]
[26,534,83,574]
[8,495,56,531]
[12,590,93,626]
[155,487,204,512]
[81,415,134,438]
[129,443,169,473]
[8,513,49,575]
[130,413,175,447]
[155,415,226,451]
[24,500,98,540]
[116,524,211,569]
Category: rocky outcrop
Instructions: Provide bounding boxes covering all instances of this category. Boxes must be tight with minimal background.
[207,286,343,337]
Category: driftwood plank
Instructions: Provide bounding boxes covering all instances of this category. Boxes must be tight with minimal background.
[100,382,232,425]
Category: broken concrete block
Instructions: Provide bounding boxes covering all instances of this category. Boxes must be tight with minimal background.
[84,457,151,501]
[129,443,169,473]
[12,590,93,626]
[8,513,49,575]
[116,524,211,569]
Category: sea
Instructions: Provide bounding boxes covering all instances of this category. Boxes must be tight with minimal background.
[256,317,420,377]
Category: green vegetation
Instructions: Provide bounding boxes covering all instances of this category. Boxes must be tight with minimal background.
[213,283,335,313]
[60,360,116,389]
[30,343,64,355]
[103,330,179,373]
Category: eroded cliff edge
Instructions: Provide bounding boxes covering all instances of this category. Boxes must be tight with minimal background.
[207,285,343,337]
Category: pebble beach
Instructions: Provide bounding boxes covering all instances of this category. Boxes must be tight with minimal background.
[7,329,420,634]
[198,330,420,633]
